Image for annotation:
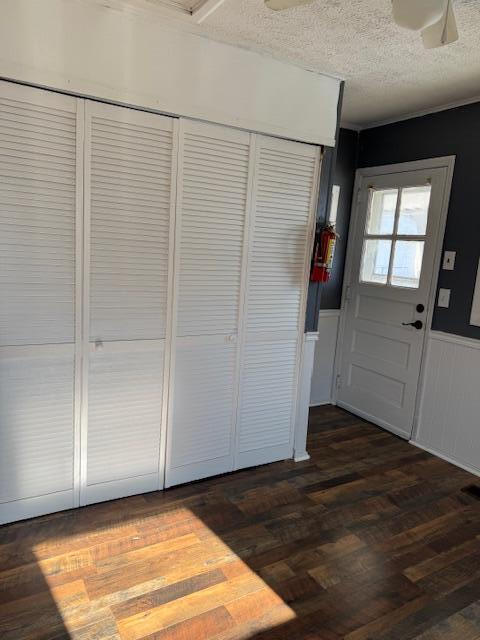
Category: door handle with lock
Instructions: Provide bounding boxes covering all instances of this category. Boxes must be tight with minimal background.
[402,320,423,330]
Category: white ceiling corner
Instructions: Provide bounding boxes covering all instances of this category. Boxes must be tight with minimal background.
[103,0,480,127]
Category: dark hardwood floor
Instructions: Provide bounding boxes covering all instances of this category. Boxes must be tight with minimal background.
[1,405,480,639]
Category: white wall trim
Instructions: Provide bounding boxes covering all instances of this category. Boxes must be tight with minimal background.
[364,94,480,131]
[411,440,480,479]
[318,309,341,318]
[354,156,456,177]
[428,329,480,350]
[347,94,480,132]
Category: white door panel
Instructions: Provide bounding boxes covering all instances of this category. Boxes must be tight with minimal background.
[338,165,450,438]
[168,339,237,486]
[82,101,176,504]
[236,136,319,469]
[236,338,298,468]
[0,81,80,524]
[85,343,164,504]
[0,349,74,500]
[166,120,250,486]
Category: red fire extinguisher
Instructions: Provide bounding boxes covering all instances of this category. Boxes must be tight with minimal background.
[310,224,338,283]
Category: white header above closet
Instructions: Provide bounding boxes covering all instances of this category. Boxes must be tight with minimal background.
[0,0,340,146]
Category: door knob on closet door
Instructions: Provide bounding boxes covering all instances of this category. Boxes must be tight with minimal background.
[94,340,104,351]
[226,335,237,344]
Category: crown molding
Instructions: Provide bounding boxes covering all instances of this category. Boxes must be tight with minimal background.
[347,93,480,132]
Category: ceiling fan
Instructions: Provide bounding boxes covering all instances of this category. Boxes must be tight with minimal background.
[264,0,459,49]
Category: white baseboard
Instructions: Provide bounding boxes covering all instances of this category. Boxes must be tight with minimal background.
[294,452,311,462]
[411,440,480,478]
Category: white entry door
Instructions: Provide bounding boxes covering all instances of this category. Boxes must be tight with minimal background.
[337,160,452,438]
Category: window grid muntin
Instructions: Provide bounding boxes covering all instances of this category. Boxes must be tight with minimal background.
[360,183,431,289]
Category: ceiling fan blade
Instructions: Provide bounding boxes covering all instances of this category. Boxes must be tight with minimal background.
[422,0,458,48]
[265,0,315,11]
[392,0,446,31]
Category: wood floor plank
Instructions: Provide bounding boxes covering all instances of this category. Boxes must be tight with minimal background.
[116,572,265,640]
[1,405,479,640]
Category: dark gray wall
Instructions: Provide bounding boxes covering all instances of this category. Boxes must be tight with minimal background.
[359,102,480,340]
[320,128,358,309]
[305,128,359,330]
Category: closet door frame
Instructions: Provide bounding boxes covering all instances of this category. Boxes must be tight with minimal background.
[79,100,179,504]
[289,139,321,462]
[73,98,85,508]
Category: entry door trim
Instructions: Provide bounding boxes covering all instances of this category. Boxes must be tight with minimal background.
[334,156,455,440]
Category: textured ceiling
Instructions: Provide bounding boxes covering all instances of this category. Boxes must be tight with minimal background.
[132,0,480,127]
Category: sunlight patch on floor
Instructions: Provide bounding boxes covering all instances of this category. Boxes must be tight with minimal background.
[33,506,296,639]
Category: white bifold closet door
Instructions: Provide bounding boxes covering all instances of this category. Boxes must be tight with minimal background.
[166,123,319,485]
[236,136,320,469]
[0,82,81,524]
[81,101,176,505]
[165,120,251,486]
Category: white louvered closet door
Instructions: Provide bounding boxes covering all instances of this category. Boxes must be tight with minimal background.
[166,120,251,486]
[0,82,81,524]
[82,101,176,505]
[236,135,320,470]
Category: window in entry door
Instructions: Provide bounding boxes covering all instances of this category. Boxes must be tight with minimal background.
[360,184,431,289]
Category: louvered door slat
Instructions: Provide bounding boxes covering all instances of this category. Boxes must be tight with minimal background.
[236,136,319,470]
[0,81,79,525]
[83,102,175,505]
[166,120,250,487]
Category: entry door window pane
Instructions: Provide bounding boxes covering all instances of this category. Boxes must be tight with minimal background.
[360,182,431,289]
[397,186,431,235]
[360,239,392,285]
[391,240,425,288]
[366,189,397,235]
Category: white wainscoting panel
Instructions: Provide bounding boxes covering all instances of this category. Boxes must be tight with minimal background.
[310,310,340,406]
[414,331,480,476]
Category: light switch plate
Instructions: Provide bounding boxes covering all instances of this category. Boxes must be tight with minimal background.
[438,288,451,308]
[443,250,456,270]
